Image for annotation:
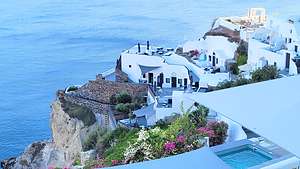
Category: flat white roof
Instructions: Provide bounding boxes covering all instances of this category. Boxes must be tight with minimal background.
[186,75,300,157]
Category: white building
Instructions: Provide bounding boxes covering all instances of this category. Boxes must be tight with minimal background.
[212,8,267,42]
[183,36,238,72]
[247,18,300,75]
[121,44,191,88]
[121,43,230,89]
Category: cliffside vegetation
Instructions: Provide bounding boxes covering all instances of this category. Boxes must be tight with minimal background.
[62,101,96,126]
[81,103,228,169]
[110,91,145,116]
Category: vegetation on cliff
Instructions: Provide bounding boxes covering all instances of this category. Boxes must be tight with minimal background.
[82,103,228,169]
[62,101,96,126]
[110,91,145,116]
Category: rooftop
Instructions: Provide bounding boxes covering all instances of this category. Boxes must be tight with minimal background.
[186,75,300,157]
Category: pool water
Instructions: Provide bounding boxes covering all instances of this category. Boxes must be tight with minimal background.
[217,146,272,169]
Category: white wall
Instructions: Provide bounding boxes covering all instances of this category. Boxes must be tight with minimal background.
[248,39,286,70]
[146,64,190,88]
[121,53,164,83]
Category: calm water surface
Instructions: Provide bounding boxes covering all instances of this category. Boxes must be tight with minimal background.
[0,0,299,160]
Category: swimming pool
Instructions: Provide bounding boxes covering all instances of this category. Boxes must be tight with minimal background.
[216,145,272,169]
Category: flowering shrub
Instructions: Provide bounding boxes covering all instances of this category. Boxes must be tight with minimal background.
[82,104,228,169]
[123,128,155,163]
[164,141,176,153]
[206,121,228,146]
[176,135,185,144]
[197,127,215,137]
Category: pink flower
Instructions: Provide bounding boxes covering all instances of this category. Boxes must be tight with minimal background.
[112,160,119,166]
[94,164,105,168]
[48,166,54,169]
[176,135,186,143]
[164,141,176,152]
[197,127,215,137]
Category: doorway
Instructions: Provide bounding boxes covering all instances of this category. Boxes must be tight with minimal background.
[212,56,216,66]
[148,73,153,84]
[157,73,164,88]
[184,78,188,87]
[286,53,290,69]
[171,77,177,88]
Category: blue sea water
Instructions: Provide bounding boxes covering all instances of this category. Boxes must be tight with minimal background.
[0,0,299,160]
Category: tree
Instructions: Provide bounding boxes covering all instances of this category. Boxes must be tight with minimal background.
[116,91,132,104]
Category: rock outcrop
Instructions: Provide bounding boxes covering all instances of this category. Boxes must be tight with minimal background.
[51,99,98,163]
[3,98,99,169]
[2,73,148,168]
[3,141,52,169]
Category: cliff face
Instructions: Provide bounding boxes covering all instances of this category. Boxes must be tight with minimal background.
[2,99,98,169]
[51,100,97,163]
[2,74,148,169]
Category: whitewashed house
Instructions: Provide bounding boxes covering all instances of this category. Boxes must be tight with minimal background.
[183,36,238,72]
[120,43,191,88]
[212,8,267,42]
[247,18,300,75]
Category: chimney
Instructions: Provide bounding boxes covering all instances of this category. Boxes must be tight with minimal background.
[138,43,141,53]
[147,41,150,50]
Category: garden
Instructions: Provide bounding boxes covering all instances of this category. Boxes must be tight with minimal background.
[80,103,228,169]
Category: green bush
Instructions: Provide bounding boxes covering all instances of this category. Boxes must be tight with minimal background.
[116,91,132,104]
[237,53,247,66]
[251,65,279,83]
[83,127,109,151]
[216,77,252,90]
[104,129,139,161]
[188,104,209,127]
[230,63,239,75]
[164,114,196,141]
[62,101,96,126]
[115,103,133,114]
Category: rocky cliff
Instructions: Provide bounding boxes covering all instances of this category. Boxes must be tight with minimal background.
[2,74,147,169]
[2,98,98,169]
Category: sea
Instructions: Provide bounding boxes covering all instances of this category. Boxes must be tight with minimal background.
[0,0,299,160]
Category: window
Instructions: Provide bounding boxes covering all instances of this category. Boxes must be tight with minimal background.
[166,78,170,83]
[129,65,132,68]
[290,29,293,34]
[178,79,182,86]
[209,55,211,61]
[289,38,292,43]
[295,45,298,52]
[143,74,146,78]
[213,52,215,55]
[274,62,277,66]
[216,58,219,64]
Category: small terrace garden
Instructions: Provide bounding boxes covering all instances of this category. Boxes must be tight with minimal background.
[110,91,146,121]
[81,103,228,169]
